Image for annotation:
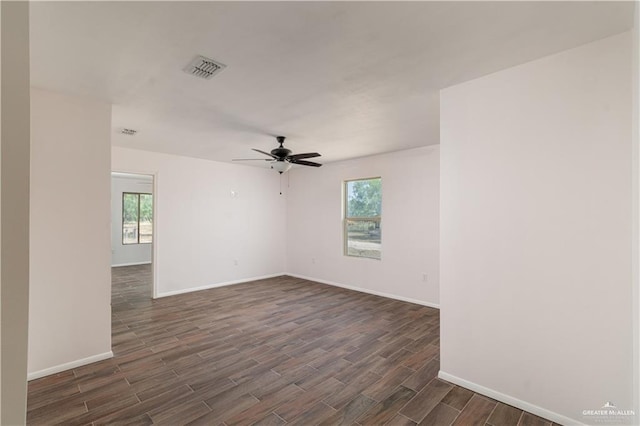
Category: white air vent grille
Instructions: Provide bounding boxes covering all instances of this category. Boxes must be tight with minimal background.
[121,128,137,136]
[184,55,227,80]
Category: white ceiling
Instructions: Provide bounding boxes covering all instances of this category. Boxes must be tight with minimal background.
[30,1,633,165]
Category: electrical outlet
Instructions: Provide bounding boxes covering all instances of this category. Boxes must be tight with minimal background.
[234,259,239,266]
[311,258,316,264]
[422,273,428,282]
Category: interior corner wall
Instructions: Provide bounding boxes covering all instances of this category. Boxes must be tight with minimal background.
[111,174,153,267]
[440,32,633,424]
[285,146,440,307]
[28,88,112,378]
[633,1,640,421]
[1,3,3,419]
[111,147,287,297]
[1,1,30,422]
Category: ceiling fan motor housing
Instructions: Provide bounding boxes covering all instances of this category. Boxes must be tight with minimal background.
[271,147,292,158]
[271,136,291,159]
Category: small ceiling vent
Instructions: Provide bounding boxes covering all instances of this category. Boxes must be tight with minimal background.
[184,55,227,80]
[121,128,137,136]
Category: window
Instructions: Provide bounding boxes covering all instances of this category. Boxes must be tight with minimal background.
[122,192,153,244]
[344,177,381,259]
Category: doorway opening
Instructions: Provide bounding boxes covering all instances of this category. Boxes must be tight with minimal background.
[110,172,156,304]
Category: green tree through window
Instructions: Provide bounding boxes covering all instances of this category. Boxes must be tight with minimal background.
[348,178,382,217]
[123,192,153,244]
[344,178,381,259]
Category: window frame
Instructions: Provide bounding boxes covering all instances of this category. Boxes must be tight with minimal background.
[122,192,153,245]
[343,177,382,260]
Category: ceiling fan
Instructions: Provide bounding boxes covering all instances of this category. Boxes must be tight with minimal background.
[233,136,322,174]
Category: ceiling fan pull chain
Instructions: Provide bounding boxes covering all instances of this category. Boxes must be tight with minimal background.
[279,173,283,196]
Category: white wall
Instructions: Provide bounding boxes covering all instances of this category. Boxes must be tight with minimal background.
[112,147,287,297]
[1,2,30,422]
[29,88,112,379]
[286,146,439,307]
[633,2,639,421]
[1,4,3,418]
[440,32,632,424]
[111,173,153,266]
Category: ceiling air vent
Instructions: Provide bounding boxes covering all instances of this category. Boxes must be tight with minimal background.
[184,55,227,80]
[121,128,137,136]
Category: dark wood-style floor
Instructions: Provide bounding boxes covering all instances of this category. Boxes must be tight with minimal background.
[27,265,556,426]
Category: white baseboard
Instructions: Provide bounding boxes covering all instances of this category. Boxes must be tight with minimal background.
[155,273,286,298]
[438,371,581,426]
[28,351,114,381]
[111,261,152,267]
[285,273,440,309]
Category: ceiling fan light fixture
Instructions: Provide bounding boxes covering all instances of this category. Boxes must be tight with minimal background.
[271,160,292,174]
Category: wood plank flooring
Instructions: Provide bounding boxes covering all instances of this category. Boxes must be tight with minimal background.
[27,265,556,425]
